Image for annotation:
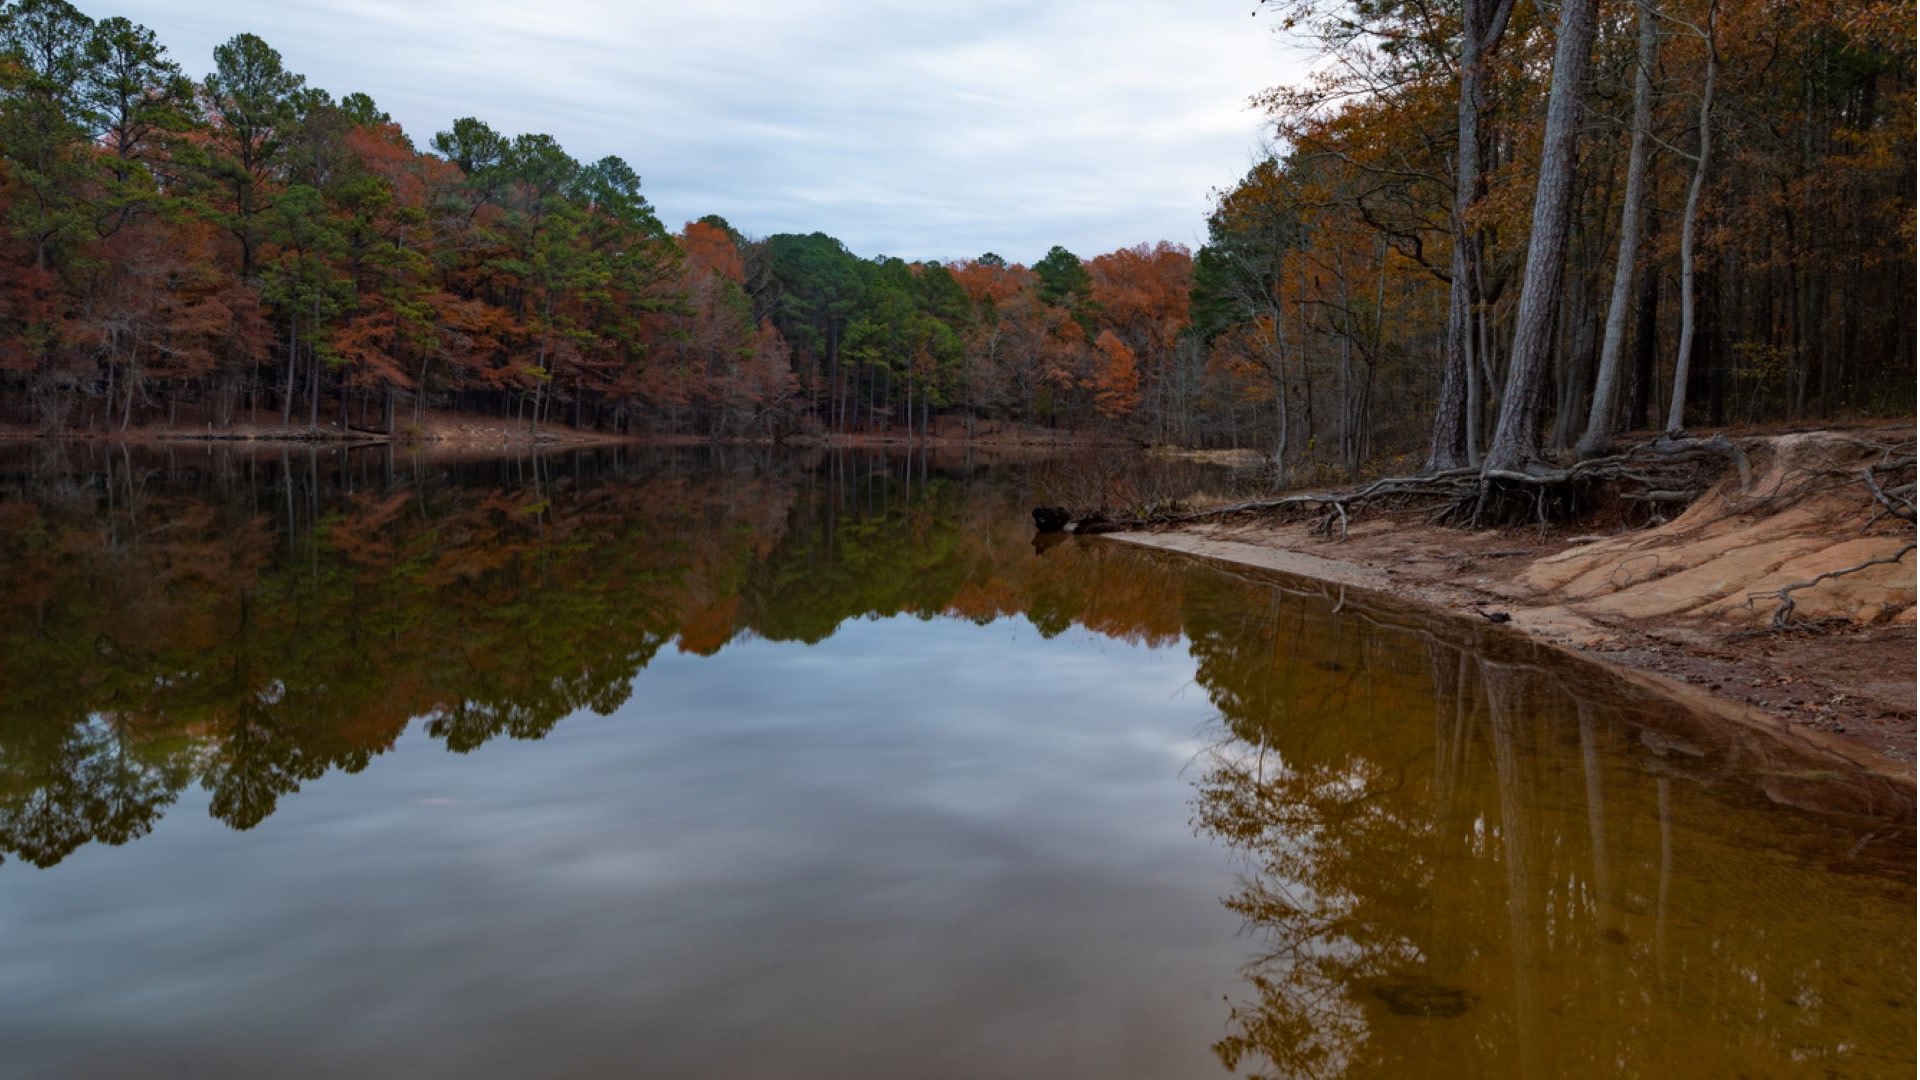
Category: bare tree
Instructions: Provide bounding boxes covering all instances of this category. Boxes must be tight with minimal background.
[1578,0,1661,459]
[1665,0,1718,434]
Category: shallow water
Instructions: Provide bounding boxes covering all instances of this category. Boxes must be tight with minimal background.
[0,443,1910,1078]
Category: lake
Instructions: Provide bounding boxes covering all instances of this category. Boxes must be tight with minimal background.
[0,443,1911,1078]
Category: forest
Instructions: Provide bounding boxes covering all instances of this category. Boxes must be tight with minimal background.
[0,0,1912,479]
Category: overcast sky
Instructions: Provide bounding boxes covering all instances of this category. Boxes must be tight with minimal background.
[110,1,1311,264]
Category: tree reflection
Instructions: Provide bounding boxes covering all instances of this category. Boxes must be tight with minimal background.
[0,717,188,868]
[1186,596,1914,1078]
[0,445,1188,864]
[1197,745,1426,1077]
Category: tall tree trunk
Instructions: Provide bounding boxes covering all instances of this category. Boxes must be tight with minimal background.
[282,316,297,425]
[104,348,117,433]
[1579,0,1660,457]
[1269,305,1292,486]
[1627,211,1662,429]
[121,346,138,432]
[1482,0,1601,475]
[1666,3,1718,433]
[1273,376,1289,487]
[307,346,321,431]
[1425,0,1517,473]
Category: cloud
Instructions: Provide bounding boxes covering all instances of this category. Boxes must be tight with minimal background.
[111,0,1312,262]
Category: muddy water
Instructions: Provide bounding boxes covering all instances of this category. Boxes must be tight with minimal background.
[0,444,1910,1078]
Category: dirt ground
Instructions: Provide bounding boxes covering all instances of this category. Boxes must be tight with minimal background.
[1114,427,1917,777]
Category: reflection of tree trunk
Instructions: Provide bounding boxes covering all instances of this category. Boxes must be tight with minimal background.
[1426,641,1479,982]
[282,449,295,543]
[307,449,320,578]
[1481,661,1540,1077]
[1578,702,1615,935]
[1428,642,1475,830]
[1656,776,1672,985]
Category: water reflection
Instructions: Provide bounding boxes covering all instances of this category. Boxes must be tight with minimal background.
[0,442,1910,1077]
[1184,578,1913,1076]
[0,443,1208,866]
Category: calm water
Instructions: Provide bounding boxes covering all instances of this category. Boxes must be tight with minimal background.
[0,443,1911,1078]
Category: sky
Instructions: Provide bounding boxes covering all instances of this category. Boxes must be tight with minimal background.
[109,1,1313,264]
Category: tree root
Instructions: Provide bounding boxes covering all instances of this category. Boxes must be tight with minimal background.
[1864,457,1916,527]
[1754,543,1915,629]
[1055,433,1750,537]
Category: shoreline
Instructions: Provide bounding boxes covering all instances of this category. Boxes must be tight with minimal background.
[0,428,1118,452]
[1107,526,1916,785]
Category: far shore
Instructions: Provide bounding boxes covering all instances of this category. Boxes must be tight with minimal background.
[0,424,1127,452]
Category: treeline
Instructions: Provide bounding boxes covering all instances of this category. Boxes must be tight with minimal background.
[0,0,1246,445]
[0,0,1911,469]
[0,0,778,438]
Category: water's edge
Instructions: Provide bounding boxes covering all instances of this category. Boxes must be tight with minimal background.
[1105,529,1917,788]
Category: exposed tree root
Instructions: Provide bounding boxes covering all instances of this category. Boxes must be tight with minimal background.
[1728,438,1918,629]
[1052,433,1753,537]
[1864,457,1916,526]
[1753,543,1916,629]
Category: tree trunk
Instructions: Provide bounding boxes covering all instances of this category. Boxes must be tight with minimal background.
[1424,0,1517,472]
[1273,377,1289,488]
[1482,0,1600,475]
[1627,212,1662,429]
[1579,0,1660,457]
[282,316,298,425]
[1666,4,1717,434]
[307,349,321,432]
